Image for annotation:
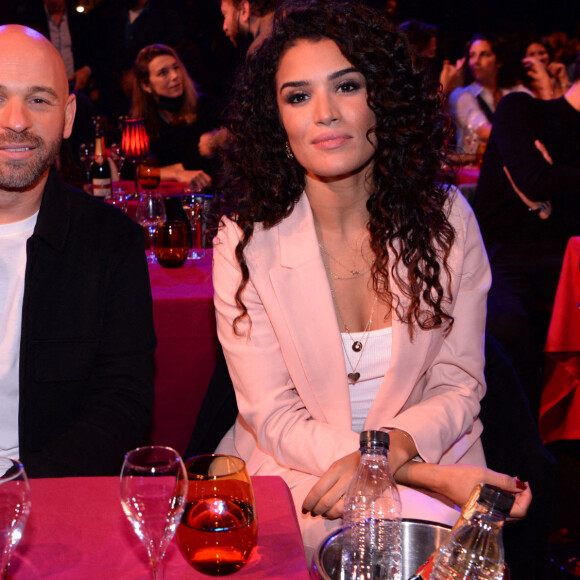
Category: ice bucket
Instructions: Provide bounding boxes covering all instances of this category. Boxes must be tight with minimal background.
[311,518,451,580]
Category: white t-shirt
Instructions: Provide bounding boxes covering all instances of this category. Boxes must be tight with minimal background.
[342,326,393,433]
[0,212,38,458]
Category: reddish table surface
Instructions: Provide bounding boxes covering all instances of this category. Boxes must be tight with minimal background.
[11,475,309,579]
[540,236,580,443]
[455,165,480,185]
[149,251,220,455]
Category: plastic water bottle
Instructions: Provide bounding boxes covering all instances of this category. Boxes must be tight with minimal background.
[341,430,402,580]
[430,484,515,580]
[408,485,483,580]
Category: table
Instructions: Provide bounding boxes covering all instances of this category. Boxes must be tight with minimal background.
[539,236,580,443]
[10,476,309,579]
[149,251,220,455]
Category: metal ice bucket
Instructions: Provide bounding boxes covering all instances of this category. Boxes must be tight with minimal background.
[311,518,451,580]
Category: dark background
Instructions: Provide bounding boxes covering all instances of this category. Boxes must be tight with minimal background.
[383,0,580,59]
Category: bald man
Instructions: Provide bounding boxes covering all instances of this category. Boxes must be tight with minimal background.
[0,26,155,477]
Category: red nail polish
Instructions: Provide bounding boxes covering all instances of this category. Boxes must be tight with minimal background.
[515,478,527,490]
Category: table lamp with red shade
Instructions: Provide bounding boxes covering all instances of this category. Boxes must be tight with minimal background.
[121,118,149,194]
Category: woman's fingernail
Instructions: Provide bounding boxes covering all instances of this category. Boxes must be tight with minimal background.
[515,477,527,490]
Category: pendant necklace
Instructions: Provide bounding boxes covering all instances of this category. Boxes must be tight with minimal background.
[328,279,378,383]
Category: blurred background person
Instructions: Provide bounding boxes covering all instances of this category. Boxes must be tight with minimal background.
[449,33,530,154]
[521,36,571,100]
[399,19,465,95]
[89,0,185,122]
[220,0,280,56]
[131,43,218,187]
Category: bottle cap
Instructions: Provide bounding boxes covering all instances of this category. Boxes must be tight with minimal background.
[359,430,390,449]
[478,484,516,516]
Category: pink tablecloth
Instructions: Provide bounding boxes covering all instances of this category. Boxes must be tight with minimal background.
[11,476,309,579]
[540,236,580,443]
[149,251,220,455]
[456,165,480,185]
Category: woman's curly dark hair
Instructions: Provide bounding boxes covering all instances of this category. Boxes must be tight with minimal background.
[217,0,455,336]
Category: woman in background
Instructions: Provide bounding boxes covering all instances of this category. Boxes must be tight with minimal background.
[131,43,218,187]
[449,33,530,153]
[521,37,571,100]
[213,0,531,560]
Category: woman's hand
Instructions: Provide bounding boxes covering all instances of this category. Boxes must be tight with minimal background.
[159,164,212,187]
[301,451,360,519]
[396,462,532,520]
[439,57,465,95]
[522,56,553,99]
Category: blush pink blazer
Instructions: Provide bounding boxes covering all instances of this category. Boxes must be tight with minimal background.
[213,189,491,479]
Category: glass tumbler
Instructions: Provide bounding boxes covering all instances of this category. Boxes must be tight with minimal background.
[177,454,258,576]
[154,221,189,268]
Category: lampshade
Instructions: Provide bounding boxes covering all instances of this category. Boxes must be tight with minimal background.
[121,118,149,160]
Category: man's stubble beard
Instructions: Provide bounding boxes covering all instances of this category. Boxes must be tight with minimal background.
[0,131,62,192]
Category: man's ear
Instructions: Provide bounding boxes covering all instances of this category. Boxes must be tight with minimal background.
[62,93,76,140]
[239,0,251,23]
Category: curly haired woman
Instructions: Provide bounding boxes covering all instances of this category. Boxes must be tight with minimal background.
[212,0,531,559]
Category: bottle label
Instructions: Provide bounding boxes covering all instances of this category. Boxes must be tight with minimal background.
[92,178,111,198]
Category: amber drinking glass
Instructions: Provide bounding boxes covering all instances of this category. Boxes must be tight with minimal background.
[177,455,258,576]
[154,221,189,268]
[137,160,161,191]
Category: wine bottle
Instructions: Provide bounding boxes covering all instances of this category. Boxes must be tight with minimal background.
[408,484,483,579]
[90,131,111,199]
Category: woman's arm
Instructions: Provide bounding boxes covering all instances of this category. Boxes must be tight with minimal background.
[159,163,212,187]
[396,461,532,519]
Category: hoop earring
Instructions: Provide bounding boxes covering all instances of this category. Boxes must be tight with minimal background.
[285,142,294,159]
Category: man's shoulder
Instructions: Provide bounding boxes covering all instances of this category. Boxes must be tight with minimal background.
[495,91,537,116]
[41,175,142,247]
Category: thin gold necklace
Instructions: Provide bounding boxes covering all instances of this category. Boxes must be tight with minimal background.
[318,242,371,280]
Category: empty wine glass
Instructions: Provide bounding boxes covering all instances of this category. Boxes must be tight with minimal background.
[181,187,205,260]
[120,446,188,580]
[109,143,126,183]
[136,192,166,263]
[0,457,31,579]
[78,142,94,185]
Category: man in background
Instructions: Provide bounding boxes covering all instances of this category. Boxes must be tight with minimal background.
[19,0,95,93]
[220,0,279,56]
[0,25,155,477]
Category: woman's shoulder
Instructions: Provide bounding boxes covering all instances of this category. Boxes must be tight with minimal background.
[443,185,479,236]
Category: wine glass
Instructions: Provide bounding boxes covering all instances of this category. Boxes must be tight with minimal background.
[78,142,94,185]
[120,446,188,580]
[137,160,161,192]
[136,192,167,263]
[0,457,31,579]
[181,187,205,260]
[109,143,126,184]
[176,454,258,576]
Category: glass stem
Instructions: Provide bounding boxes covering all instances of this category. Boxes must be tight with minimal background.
[147,227,157,261]
[150,557,163,580]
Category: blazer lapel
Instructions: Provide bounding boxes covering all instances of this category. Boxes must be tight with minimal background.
[268,195,353,428]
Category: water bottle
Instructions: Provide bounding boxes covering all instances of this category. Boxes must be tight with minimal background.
[341,430,402,580]
[430,484,515,580]
[409,485,483,580]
